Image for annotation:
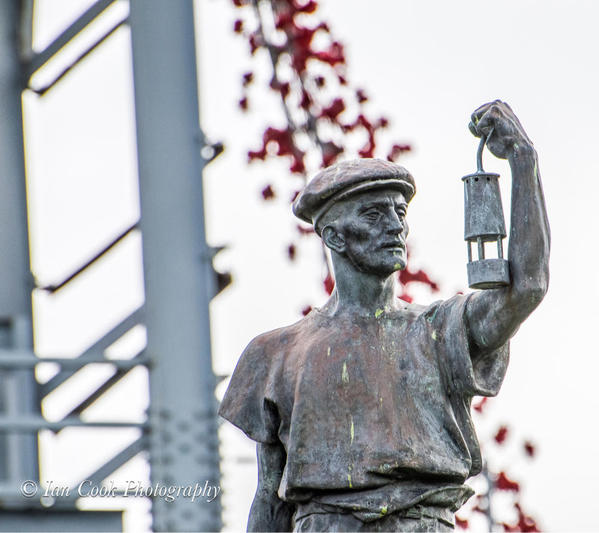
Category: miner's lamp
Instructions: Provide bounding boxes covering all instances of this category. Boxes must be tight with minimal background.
[462,133,510,289]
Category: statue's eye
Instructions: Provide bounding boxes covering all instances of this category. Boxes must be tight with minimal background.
[395,207,407,220]
[363,210,381,222]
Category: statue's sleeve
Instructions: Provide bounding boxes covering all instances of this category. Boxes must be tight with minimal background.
[427,294,509,476]
[218,334,281,444]
[430,293,510,398]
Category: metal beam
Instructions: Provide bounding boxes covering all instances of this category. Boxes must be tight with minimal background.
[60,363,139,420]
[0,351,148,370]
[56,352,146,434]
[17,0,34,63]
[26,0,117,77]
[75,434,148,491]
[0,417,147,432]
[129,2,222,530]
[0,509,122,532]
[40,305,144,397]
[0,0,38,491]
[39,222,139,293]
[30,15,128,96]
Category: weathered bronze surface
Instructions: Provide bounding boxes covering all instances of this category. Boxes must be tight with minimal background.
[219,101,550,532]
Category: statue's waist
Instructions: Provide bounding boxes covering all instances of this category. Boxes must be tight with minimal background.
[293,482,474,523]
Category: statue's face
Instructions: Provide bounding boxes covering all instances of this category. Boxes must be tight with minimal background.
[329,188,408,276]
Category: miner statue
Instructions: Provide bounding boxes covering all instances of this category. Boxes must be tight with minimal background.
[219,101,550,531]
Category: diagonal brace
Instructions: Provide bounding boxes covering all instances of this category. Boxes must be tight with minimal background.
[39,305,144,397]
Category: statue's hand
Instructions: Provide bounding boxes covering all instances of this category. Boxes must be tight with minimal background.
[469,100,534,160]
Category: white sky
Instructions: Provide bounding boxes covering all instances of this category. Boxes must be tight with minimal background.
[25,0,599,531]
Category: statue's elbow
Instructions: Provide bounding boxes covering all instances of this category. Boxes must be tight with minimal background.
[527,285,548,309]
[514,277,548,314]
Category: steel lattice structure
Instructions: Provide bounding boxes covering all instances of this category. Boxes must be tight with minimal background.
[0,1,224,531]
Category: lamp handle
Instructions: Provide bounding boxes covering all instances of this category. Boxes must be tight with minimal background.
[475,127,494,173]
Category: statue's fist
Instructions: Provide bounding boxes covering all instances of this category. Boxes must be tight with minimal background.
[469,100,533,160]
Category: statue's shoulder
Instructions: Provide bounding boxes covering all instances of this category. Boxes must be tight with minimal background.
[401,300,428,315]
[242,313,314,359]
[391,299,431,320]
[397,294,471,324]
[393,296,465,322]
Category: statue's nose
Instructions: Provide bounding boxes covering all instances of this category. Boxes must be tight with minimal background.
[386,211,404,234]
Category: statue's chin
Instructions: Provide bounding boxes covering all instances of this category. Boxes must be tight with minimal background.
[391,257,407,272]
[363,256,406,277]
[394,261,406,271]
[345,250,406,276]
[370,262,406,278]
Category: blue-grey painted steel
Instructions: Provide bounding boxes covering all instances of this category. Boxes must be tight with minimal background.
[39,223,139,293]
[26,0,117,77]
[0,0,38,495]
[31,15,128,96]
[0,417,148,431]
[40,305,145,396]
[0,350,148,369]
[0,510,122,532]
[129,2,222,531]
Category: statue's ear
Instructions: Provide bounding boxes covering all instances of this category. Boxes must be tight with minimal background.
[322,225,345,254]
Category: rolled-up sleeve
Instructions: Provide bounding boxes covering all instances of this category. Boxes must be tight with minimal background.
[428,293,509,398]
[219,336,281,444]
[424,293,510,476]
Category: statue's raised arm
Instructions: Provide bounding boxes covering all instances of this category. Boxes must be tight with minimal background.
[465,100,550,354]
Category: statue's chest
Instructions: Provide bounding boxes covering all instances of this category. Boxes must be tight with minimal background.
[288,318,444,413]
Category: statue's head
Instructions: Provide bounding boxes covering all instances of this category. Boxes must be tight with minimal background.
[293,159,415,276]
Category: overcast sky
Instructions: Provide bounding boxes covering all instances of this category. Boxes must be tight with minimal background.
[29,1,599,531]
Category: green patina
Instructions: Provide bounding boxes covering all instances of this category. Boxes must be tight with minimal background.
[380,505,388,516]
[427,306,439,323]
[375,308,384,319]
[342,361,350,384]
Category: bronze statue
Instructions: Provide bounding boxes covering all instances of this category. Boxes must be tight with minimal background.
[219,101,550,532]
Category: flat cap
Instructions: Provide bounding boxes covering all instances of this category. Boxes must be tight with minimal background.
[292,158,415,231]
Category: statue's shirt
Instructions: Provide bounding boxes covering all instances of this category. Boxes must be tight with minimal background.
[219,294,508,514]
